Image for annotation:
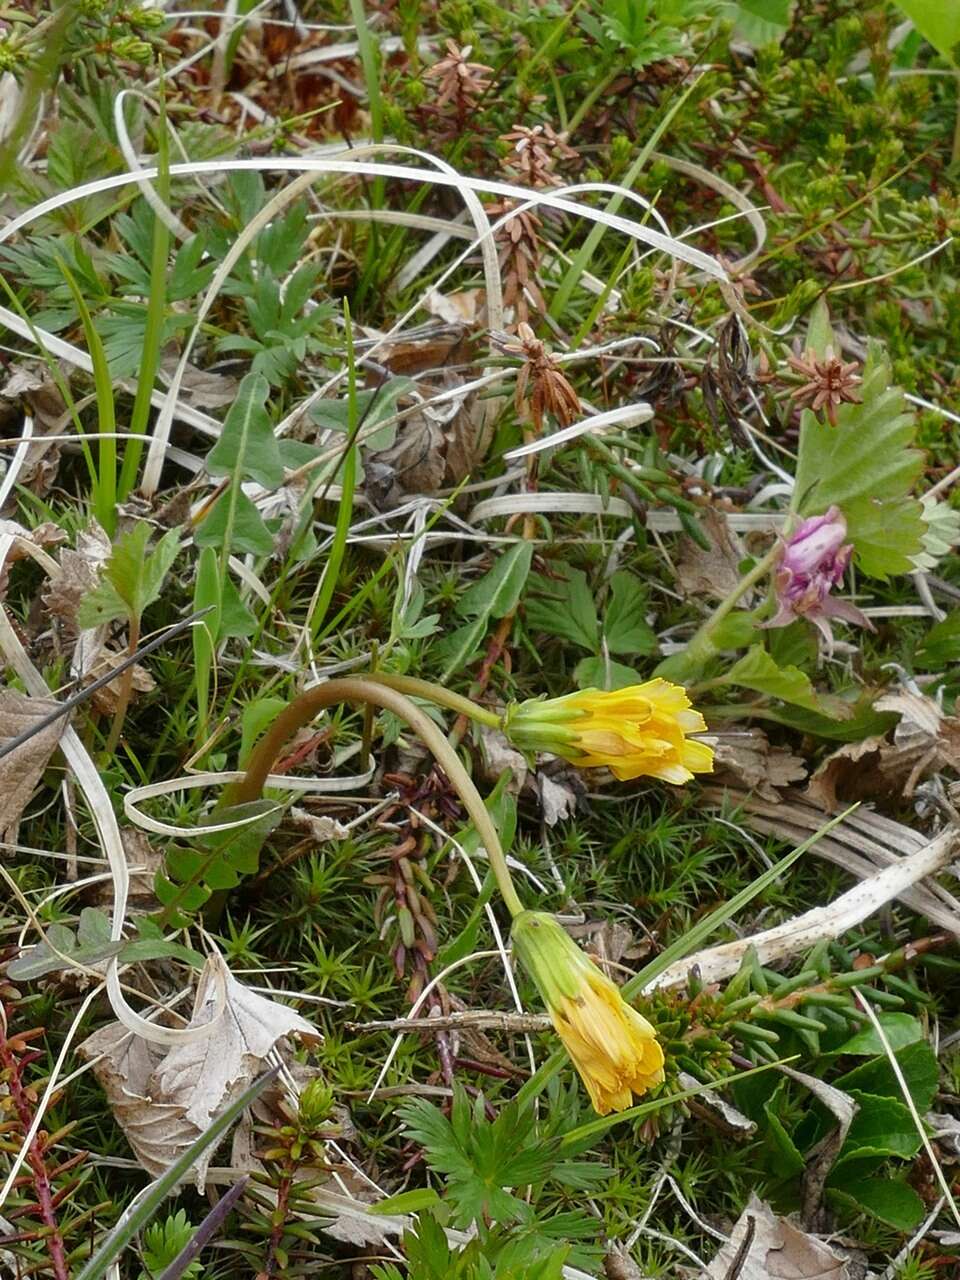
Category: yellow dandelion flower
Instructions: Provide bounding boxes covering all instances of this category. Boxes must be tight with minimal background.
[503,679,713,783]
[511,910,664,1115]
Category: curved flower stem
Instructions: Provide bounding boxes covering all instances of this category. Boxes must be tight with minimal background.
[228,677,523,917]
[678,543,782,670]
[360,672,502,729]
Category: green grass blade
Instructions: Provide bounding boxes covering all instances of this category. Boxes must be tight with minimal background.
[309,301,358,641]
[55,254,117,534]
[119,89,171,500]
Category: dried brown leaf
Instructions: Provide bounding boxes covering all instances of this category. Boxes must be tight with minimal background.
[87,650,155,715]
[706,1196,860,1279]
[806,685,960,811]
[478,726,528,793]
[80,953,319,1187]
[41,522,112,641]
[425,288,484,326]
[676,508,745,601]
[712,728,807,803]
[0,690,66,834]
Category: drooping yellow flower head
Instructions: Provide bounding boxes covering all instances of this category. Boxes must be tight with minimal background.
[503,679,713,783]
[511,910,664,1115]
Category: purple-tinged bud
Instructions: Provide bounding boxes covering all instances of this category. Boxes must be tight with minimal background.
[767,506,873,649]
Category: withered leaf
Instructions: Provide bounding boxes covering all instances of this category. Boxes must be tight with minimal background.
[41,522,112,640]
[0,690,66,834]
[79,953,319,1188]
[806,684,960,811]
[706,1195,859,1279]
[676,508,745,601]
[712,728,807,803]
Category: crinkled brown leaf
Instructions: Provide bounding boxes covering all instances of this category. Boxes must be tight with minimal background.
[806,684,960,810]
[79,953,319,1188]
[712,728,807,803]
[706,1195,859,1279]
[0,690,66,834]
[676,508,745,601]
[87,650,156,716]
[478,725,528,793]
[41,522,112,640]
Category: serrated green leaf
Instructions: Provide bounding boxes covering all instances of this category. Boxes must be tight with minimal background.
[794,351,924,578]
[433,616,488,677]
[836,1040,938,1113]
[434,543,533,677]
[119,937,205,968]
[78,523,182,629]
[525,564,599,651]
[603,571,657,656]
[916,611,960,669]
[840,494,926,577]
[573,655,641,690]
[77,907,112,948]
[369,1189,442,1216]
[7,928,123,980]
[832,1012,923,1056]
[757,698,897,742]
[195,486,275,557]
[456,542,534,622]
[834,1090,921,1165]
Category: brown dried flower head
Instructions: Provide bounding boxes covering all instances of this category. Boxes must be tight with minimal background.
[500,121,577,189]
[787,347,862,426]
[493,322,581,434]
[488,199,545,322]
[425,40,493,116]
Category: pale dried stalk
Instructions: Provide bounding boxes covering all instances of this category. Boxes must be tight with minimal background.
[647,826,960,991]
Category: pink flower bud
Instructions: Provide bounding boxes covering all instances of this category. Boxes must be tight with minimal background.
[767,506,872,649]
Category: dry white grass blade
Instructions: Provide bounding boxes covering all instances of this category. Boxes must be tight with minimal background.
[0,525,225,1045]
[113,89,191,239]
[703,787,960,935]
[647,826,960,991]
[471,492,635,522]
[0,299,221,438]
[124,764,376,837]
[0,410,33,509]
[470,493,788,532]
[653,150,767,268]
[503,403,654,461]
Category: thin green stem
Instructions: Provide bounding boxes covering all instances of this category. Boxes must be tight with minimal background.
[678,543,782,671]
[228,678,523,917]
[309,301,358,641]
[361,673,502,729]
[566,69,617,135]
[120,86,170,499]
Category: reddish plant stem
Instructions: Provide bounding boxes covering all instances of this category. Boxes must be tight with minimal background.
[0,1023,70,1280]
